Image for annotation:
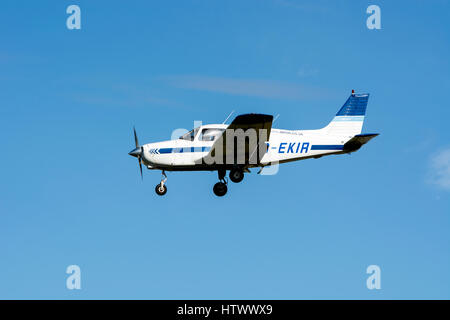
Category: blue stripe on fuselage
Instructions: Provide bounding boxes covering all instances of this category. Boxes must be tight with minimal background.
[310,145,344,150]
[150,146,211,154]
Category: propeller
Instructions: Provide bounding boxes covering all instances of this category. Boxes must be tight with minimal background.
[128,126,144,179]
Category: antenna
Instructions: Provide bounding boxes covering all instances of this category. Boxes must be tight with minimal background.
[273,114,280,123]
[222,110,235,124]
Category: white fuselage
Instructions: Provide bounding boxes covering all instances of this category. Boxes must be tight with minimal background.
[140,123,355,171]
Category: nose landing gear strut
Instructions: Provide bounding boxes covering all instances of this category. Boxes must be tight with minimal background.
[155,170,167,196]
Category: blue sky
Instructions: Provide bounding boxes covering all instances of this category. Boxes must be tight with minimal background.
[1,0,449,299]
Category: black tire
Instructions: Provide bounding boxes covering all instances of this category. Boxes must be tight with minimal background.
[155,183,167,196]
[213,182,227,197]
[229,169,244,183]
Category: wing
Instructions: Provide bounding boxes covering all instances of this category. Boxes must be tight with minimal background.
[203,113,273,166]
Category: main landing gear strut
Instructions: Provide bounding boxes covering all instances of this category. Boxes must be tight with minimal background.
[155,170,167,196]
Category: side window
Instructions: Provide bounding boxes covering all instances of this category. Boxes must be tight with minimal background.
[188,129,196,141]
[200,129,224,141]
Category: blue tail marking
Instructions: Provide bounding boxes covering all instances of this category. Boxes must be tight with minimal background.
[336,93,369,116]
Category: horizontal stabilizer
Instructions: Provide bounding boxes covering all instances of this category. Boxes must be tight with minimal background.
[343,133,379,152]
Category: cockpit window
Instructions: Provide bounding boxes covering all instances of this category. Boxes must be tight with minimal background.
[200,128,225,141]
[179,128,199,141]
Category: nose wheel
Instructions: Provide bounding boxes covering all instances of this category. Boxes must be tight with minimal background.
[155,170,168,196]
[155,183,167,196]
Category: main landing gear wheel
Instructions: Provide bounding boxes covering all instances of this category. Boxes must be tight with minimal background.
[213,168,228,196]
[155,183,167,196]
[213,182,227,197]
[229,168,244,183]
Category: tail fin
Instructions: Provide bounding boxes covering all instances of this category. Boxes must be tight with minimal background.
[323,92,369,136]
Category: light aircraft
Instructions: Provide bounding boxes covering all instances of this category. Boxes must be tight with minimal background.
[128,90,378,196]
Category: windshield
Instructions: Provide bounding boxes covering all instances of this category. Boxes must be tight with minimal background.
[179,127,199,141]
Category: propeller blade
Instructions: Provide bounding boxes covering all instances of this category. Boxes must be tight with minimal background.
[130,127,144,180]
[133,126,139,148]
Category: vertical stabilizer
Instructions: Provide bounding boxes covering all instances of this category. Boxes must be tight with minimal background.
[324,91,369,136]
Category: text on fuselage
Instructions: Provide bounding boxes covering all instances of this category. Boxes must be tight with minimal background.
[273,142,310,154]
